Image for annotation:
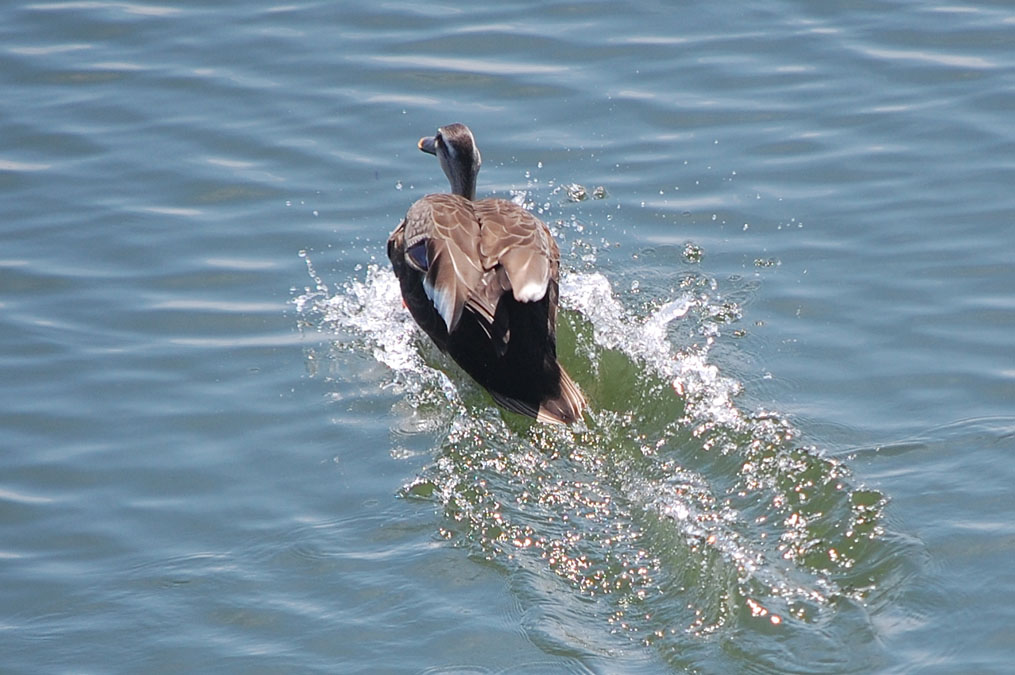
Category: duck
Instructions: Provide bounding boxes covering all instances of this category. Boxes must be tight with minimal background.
[387,123,586,424]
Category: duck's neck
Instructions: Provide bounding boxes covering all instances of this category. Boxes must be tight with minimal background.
[450,172,477,201]
[440,153,479,201]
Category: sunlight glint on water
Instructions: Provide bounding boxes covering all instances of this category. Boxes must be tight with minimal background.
[293,193,907,668]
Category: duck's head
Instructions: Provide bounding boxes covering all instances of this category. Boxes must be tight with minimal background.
[418,123,482,200]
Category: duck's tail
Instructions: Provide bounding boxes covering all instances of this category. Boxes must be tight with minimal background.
[535,366,587,425]
[487,365,586,425]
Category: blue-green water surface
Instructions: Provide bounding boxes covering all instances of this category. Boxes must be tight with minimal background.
[2,1,1014,672]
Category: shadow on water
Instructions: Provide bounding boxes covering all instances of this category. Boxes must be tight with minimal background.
[294,211,922,672]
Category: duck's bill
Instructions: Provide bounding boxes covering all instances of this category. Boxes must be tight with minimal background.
[418,136,437,155]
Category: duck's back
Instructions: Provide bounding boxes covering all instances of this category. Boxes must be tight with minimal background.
[388,194,585,424]
[388,193,480,350]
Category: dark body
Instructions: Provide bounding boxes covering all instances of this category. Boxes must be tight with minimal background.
[387,125,585,424]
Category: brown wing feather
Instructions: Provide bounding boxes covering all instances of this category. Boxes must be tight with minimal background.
[473,199,558,304]
[403,194,484,332]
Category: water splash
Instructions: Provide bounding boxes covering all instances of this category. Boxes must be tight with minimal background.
[295,253,459,407]
[292,193,909,670]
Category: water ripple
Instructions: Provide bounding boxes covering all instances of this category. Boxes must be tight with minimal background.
[295,201,917,670]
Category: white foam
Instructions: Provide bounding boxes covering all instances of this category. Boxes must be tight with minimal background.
[561,271,743,429]
[295,245,876,632]
[293,259,449,401]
